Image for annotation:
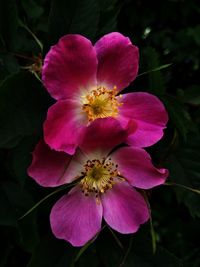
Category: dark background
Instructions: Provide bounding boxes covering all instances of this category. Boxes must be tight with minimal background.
[0,0,200,266]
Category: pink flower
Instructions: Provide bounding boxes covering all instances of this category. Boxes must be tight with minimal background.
[42,32,168,155]
[28,119,168,247]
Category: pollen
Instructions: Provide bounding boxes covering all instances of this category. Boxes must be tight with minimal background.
[79,157,125,203]
[81,86,123,122]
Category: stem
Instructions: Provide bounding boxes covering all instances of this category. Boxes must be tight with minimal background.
[18,183,76,220]
[119,236,133,267]
[72,225,106,265]
[108,226,124,250]
[18,19,43,52]
[164,182,200,195]
[137,63,172,77]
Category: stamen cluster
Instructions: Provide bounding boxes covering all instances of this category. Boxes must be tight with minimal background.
[82,86,122,122]
[80,158,124,202]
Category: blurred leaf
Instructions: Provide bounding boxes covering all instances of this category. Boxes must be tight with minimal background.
[187,25,200,46]
[183,247,200,267]
[179,85,200,105]
[98,0,123,36]
[124,241,181,267]
[162,95,191,141]
[0,188,17,227]
[27,235,76,267]
[0,54,20,81]
[0,72,51,148]
[2,180,40,252]
[166,134,200,218]
[143,47,166,95]
[76,244,99,267]
[5,136,37,187]
[0,0,19,51]
[0,237,12,267]
[48,0,100,45]
[98,227,181,267]
[21,0,44,20]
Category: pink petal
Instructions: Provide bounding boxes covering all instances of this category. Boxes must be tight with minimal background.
[50,186,103,247]
[111,147,168,189]
[79,118,135,155]
[95,32,139,91]
[28,140,70,187]
[119,92,168,147]
[44,100,86,154]
[102,182,149,234]
[28,140,86,187]
[42,34,97,100]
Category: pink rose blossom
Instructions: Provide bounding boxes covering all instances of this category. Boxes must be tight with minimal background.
[42,32,168,155]
[28,119,168,247]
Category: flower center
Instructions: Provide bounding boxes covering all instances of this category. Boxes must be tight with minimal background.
[80,158,124,203]
[81,86,122,122]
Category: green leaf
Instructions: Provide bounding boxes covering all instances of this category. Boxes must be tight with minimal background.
[48,0,100,45]
[98,227,181,267]
[142,47,166,95]
[0,0,19,51]
[162,95,191,141]
[123,230,181,267]
[27,235,76,267]
[0,188,17,227]
[166,133,200,218]
[5,136,37,187]
[97,0,123,36]
[0,54,20,81]
[2,180,40,252]
[0,72,51,148]
[179,85,200,105]
[21,0,44,20]
[124,243,181,267]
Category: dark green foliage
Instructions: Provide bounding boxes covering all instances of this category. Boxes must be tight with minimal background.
[0,0,200,266]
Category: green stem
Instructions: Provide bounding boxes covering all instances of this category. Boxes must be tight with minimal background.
[18,183,75,220]
[119,236,133,267]
[143,192,156,253]
[108,226,124,250]
[72,225,106,265]
[18,19,43,52]
[137,63,172,77]
[164,182,200,195]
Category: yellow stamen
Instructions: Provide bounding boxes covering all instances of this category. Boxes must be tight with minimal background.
[81,86,123,122]
[79,158,124,204]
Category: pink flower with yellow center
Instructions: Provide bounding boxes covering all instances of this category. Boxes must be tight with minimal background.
[28,119,168,247]
[42,32,168,155]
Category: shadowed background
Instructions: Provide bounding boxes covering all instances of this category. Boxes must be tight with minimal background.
[0,0,200,266]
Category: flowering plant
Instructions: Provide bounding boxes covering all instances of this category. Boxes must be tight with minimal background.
[42,33,168,154]
[28,119,168,246]
[1,1,199,265]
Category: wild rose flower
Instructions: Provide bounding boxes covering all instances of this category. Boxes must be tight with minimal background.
[28,119,168,247]
[42,32,168,155]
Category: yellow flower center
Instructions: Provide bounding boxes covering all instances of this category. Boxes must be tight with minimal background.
[81,86,122,122]
[80,158,124,203]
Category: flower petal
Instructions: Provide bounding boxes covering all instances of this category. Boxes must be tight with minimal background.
[79,118,135,156]
[28,140,86,187]
[44,100,86,154]
[95,32,139,91]
[42,34,97,100]
[111,147,168,189]
[119,92,168,147]
[50,186,103,247]
[102,182,149,234]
